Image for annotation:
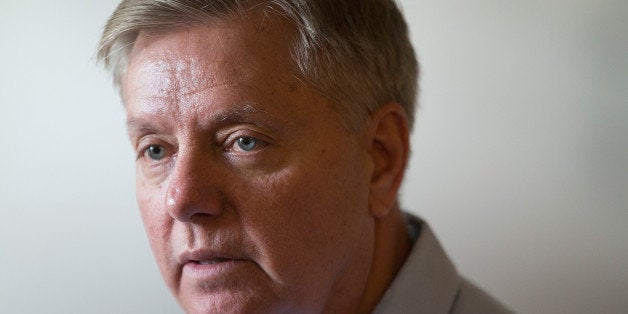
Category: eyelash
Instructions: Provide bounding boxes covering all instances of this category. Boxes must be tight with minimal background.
[135,132,269,162]
[137,144,168,162]
[226,134,269,153]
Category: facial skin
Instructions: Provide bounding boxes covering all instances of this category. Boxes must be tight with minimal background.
[122,12,410,314]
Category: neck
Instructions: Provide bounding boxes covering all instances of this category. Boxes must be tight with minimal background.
[358,206,412,313]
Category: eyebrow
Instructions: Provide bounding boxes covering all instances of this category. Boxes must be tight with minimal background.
[213,103,286,135]
[125,102,284,137]
[126,118,160,137]
[217,103,260,123]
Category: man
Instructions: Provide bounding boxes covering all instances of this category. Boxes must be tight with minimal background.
[98,0,511,313]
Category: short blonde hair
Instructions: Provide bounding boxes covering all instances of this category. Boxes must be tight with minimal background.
[97,0,419,131]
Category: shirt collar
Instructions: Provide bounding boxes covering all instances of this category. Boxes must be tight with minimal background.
[373,215,461,313]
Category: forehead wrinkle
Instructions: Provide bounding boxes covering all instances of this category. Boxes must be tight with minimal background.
[176,81,241,100]
[218,103,257,120]
[130,78,287,136]
[137,51,216,97]
[215,102,268,124]
[170,56,209,101]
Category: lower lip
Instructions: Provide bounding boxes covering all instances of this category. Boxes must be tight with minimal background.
[182,259,247,281]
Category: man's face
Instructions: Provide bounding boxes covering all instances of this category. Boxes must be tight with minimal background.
[123,15,377,313]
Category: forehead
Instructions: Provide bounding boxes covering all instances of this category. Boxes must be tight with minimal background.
[122,12,311,125]
[124,12,297,96]
[126,11,294,88]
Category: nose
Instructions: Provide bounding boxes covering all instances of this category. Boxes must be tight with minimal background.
[165,151,225,222]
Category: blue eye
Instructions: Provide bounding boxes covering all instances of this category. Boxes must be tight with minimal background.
[147,145,165,160]
[236,137,258,151]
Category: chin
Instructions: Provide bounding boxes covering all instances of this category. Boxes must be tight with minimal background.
[176,288,294,314]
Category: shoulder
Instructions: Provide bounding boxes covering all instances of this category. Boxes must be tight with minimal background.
[374,214,513,313]
[450,278,513,314]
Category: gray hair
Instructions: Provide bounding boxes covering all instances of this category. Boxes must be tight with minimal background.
[97,0,419,131]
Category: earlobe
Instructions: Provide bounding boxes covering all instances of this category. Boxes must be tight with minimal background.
[367,103,410,218]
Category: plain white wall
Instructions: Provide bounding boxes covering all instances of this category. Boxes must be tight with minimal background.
[0,1,625,313]
[399,1,627,313]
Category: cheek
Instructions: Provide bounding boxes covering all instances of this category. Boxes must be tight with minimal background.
[135,177,178,284]
[135,176,167,236]
[238,150,372,287]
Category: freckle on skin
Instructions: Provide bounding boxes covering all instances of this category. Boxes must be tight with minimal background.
[288,82,299,93]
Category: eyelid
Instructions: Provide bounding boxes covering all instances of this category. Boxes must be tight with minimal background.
[220,124,274,142]
[135,136,173,161]
[223,130,272,152]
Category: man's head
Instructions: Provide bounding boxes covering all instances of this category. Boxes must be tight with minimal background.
[99,0,418,132]
[98,1,418,312]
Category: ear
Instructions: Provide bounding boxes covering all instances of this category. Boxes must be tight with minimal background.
[366,103,410,218]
